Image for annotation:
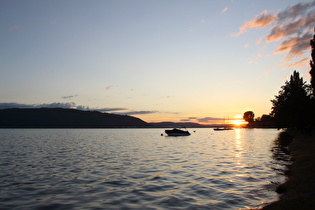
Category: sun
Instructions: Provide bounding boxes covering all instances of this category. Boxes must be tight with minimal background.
[232,120,243,126]
[231,114,245,126]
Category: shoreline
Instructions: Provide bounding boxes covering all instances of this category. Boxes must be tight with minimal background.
[262,129,315,209]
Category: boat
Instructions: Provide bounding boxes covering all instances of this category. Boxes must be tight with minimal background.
[213,126,234,131]
[165,128,191,136]
[213,117,234,131]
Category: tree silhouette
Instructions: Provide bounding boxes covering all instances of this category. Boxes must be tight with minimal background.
[310,29,315,96]
[270,71,311,127]
[243,111,255,123]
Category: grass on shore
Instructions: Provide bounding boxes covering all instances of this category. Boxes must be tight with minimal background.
[262,129,315,210]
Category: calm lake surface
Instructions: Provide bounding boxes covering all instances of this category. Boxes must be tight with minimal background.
[0,128,287,209]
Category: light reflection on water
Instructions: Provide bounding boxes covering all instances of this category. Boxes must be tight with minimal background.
[0,128,286,209]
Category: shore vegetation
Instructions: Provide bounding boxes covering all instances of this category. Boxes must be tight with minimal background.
[261,30,315,209]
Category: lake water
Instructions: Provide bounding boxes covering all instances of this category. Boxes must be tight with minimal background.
[0,128,287,209]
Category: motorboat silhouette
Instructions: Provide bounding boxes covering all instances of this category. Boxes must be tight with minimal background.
[165,128,190,136]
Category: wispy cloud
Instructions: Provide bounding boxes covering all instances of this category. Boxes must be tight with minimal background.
[93,108,127,112]
[115,110,158,115]
[105,85,114,91]
[221,7,228,14]
[197,117,222,123]
[232,1,315,69]
[274,33,311,60]
[180,116,222,123]
[0,102,155,116]
[256,37,264,44]
[0,102,77,109]
[180,117,197,122]
[286,57,309,69]
[0,102,125,112]
[232,10,277,37]
[62,95,78,99]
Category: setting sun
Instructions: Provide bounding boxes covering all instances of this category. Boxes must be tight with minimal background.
[231,114,246,126]
[232,120,244,126]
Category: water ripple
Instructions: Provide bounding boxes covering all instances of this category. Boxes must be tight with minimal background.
[0,128,284,209]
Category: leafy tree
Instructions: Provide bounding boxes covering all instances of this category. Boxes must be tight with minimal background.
[243,111,255,123]
[270,71,311,127]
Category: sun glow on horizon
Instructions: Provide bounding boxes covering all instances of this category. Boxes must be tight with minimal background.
[231,114,246,126]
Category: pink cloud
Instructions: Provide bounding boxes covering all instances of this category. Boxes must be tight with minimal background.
[266,14,315,42]
[256,37,264,44]
[233,1,315,70]
[221,8,228,14]
[274,33,312,60]
[285,58,309,69]
[232,10,276,37]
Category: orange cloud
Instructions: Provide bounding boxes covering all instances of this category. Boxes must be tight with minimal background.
[233,1,315,70]
[274,33,311,60]
[221,8,228,14]
[266,16,314,42]
[256,37,264,44]
[285,58,309,69]
[232,10,276,37]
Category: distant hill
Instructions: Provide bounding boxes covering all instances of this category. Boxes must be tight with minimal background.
[149,121,211,128]
[0,108,149,128]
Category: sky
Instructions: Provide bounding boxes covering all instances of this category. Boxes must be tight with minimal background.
[1,0,315,124]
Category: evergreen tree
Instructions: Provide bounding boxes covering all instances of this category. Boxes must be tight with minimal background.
[310,30,315,95]
[270,71,311,127]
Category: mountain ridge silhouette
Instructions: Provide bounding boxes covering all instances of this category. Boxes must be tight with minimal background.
[0,108,149,128]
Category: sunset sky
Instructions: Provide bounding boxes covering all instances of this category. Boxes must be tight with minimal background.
[1,0,314,124]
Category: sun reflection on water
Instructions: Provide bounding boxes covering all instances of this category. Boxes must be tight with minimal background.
[235,128,241,140]
[234,128,243,167]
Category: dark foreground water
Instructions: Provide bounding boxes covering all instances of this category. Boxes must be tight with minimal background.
[0,128,287,209]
